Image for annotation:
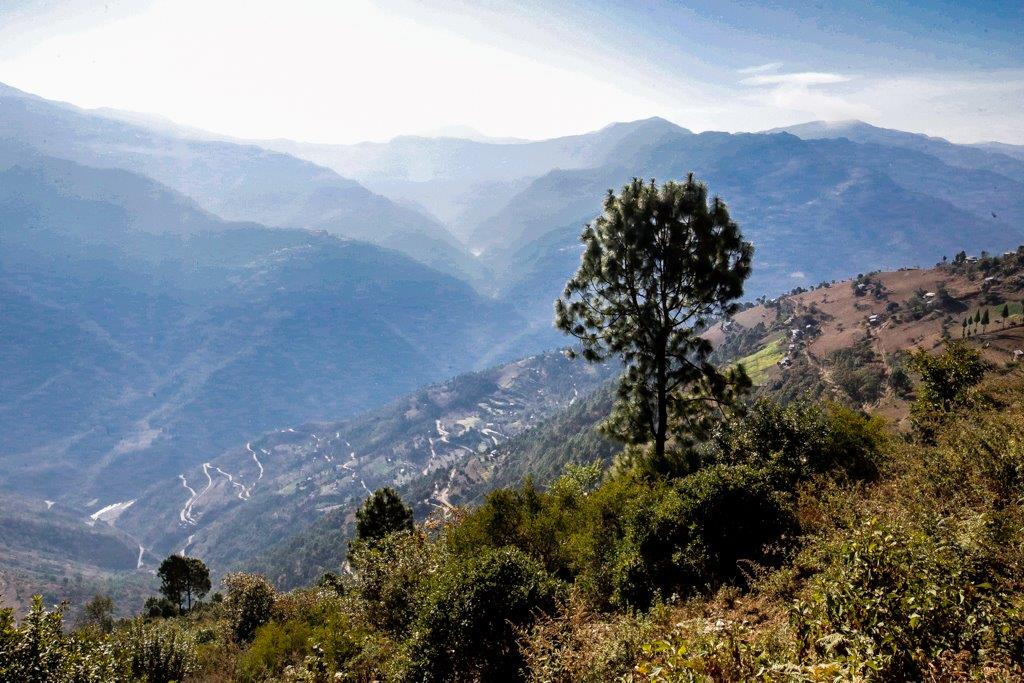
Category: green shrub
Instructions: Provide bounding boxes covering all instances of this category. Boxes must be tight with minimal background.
[908,341,987,438]
[237,594,359,683]
[349,529,437,637]
[0,596,122,683]
[794,516,1023,679]
[446,475,588,581]
[406,547,560,682]
[577,465,796,609]
[706,398,886,483]
[223,572,277,643]
[114,619,196,683]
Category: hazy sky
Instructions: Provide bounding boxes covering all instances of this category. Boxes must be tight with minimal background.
[1,0,1022,144]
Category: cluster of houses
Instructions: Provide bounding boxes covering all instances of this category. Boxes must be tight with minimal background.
[778,320,818,369]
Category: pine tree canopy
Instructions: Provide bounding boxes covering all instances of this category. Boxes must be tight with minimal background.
[355,487,414,543]
[555,175,753,473]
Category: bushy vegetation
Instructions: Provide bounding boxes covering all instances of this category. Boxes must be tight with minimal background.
[5,178,1022,680]
[0,597,196,682]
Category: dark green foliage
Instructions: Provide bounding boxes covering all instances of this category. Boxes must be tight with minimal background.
[555,175,753,469]
[0,597,100,682]
[143,597,178,619]
[706,398,886,483]
[907,342,987,434]
[829,340,886,405]
[0,596,195,682]
[349,530,435,637]
[354,487,414,544]
[447,469,599,582]
[81,594,115,634]
[887,353,914,396]
[238,592,358,682]
[223,572,277,643]
[406,547,559,682]
[156,554,211,611]
[114,620,196,683]
[315,572,345,595]
[581,466,796,609]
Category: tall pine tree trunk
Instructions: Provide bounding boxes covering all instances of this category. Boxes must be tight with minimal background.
[655,340,668,466]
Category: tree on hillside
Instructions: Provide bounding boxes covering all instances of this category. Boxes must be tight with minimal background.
[555,175,753,474]
[355,487,414,543]
[81,594,115,633]
[961,318,968,338]
[1001,303,1010,328]
[907,341,987,440]
[157,555,211,612]
[222,572,276,643]
[981,308,990,333]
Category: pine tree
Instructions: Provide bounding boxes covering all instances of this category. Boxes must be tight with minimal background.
[962,318,968,338]
[981,308,990,333]
[555,175,753,474]
[354,487,414,543]
[1001,303,1010,327]
[157,554,211,611]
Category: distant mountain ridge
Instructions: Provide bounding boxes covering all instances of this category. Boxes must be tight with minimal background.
[768,119,1024,182]
[0,81,479,281]
[250,115,1024,338]
[259,117,690,242]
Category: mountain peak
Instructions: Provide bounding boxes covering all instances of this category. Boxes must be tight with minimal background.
[0,81,31,98]
[600,116,692,136]
[766,119,875,136]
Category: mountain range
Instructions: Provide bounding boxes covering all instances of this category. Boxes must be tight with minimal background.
[3,80,1024,612]
[260,116,1024,330]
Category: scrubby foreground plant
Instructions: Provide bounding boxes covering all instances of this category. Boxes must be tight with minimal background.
[0,597,196,683]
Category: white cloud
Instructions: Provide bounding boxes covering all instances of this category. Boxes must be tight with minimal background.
[741,72,850,87]
[790,271,806,279]
[737,62,783,75]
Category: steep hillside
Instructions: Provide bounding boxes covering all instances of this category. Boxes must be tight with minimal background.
[0,492,157,620]
[0,82,478,281]
[0,147,528,513]
[405,249,1024,537]
[108,352,616,588]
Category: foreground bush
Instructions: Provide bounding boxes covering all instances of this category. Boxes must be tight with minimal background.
[406,547,560,681]
[0,597,196,683]
[578,464,797,609]
[223,572,277,643]
[114,619,197,683]
[794,516,1023,680]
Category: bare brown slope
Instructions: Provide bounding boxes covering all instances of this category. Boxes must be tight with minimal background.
[708,249,1024,422]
